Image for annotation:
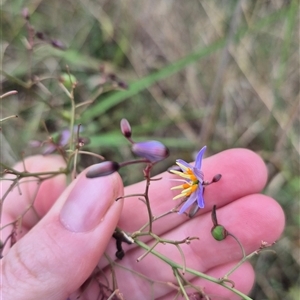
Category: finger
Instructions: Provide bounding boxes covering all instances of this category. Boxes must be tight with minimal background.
[118,148,268,234]
[2,168,123,300]
[101,194,284,299]
[159,261,255,300]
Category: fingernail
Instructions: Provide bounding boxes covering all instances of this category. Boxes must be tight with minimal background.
[60,172,121,232]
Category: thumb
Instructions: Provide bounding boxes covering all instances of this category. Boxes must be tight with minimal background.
[2,168,123,300]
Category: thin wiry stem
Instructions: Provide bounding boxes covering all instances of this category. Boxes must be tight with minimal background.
[135,239,253,300]
[173,268,189,300]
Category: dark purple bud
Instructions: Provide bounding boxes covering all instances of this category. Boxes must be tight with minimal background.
[212,174,222,183]
[117,81,128,89]
[132,140,169,163]
[36,32,45,40]
[86,161,120,178]
[78,137,90,146]
[120,118,132,138]
[108,73,117,81]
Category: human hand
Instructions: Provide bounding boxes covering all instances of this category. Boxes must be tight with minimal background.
[1,149,285,299]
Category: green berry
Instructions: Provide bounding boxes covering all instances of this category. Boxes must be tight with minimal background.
[211,225,228,241]
[59,73,77,89]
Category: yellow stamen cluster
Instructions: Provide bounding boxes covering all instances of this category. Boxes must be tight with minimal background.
[170,163,199,200]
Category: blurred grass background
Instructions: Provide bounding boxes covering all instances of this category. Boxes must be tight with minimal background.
[1,0,299,299]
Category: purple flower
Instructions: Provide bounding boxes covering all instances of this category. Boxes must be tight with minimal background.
[40,126,84,155]
[41,129,71,155]
[170,146,206,214]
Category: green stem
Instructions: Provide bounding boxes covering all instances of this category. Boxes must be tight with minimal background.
[135,239,253,300]
[223,250,257,279]
[69,90,76,152]
[173,268,189,300]
[2,169,67,178]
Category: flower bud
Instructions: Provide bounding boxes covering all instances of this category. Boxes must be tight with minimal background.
[120,118,132,138]
[116,249,125,260]
[36,32,45,40]
[211,225,228,241]
[108,73,117,81]
[78,137,90,147]
[117,81,128,89]
[132,140,169,162]
[51,39,66,50]
[212,174,222,183]
[86,161,120,178]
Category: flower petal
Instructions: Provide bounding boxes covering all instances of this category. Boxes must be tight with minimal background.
[59,129,71,147]
[193,168,204,182]
[178,192,197,214]
[176,159,192,171]
[196,185,205,208]
[194,146,206,170]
